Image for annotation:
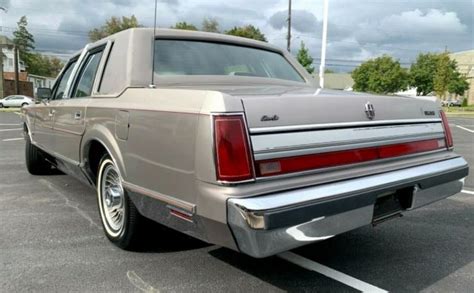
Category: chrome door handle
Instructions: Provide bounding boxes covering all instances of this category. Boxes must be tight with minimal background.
[74,111,82,120]
[48,109,56,117]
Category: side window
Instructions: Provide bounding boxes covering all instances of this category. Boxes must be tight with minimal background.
[52,60,78,100]
[72,50,104,98]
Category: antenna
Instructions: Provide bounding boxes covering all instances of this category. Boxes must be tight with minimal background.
[149,0,158,88]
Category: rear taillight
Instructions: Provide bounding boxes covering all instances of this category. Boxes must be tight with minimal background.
[256,139,445,177]
[213,114,254,182]
[440,110,454,149]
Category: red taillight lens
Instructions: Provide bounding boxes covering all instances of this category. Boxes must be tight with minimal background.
[440,110,454,149]
[256,139,445,177]
[213,115,254,182]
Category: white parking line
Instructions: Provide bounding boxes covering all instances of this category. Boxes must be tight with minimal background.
[461,189,474,195]
[456,125,474,133]
[126,271,160,293]
[278,252,388,293]
[0,123,21,126]
[0,128,22,132]
[2,137,23,142]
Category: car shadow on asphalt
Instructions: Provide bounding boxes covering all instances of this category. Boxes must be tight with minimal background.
[208,219,474,292]
[208,246,356,292]
[134,221,212,253]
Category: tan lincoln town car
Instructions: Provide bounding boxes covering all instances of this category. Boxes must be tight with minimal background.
[22,28,468,258]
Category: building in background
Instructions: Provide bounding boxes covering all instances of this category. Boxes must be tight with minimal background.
[0,35,27,80]
[449,50,474,105]
[0,35,33,98]
[313,73,354,91]
[28,74,55,91]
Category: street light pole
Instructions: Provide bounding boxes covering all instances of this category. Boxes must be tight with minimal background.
[319,0,329,89]
[287,0,292,52]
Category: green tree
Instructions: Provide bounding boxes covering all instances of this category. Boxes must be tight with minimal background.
[89,15,141,41]
[172,21,198,31]
[352,55,408,94]
[409,53,439,96]
[225,25,267,42]
[28,54,64,77]
[447,71,470,98]
[433,53,456,99]
[12,16,35,69]
[202,18,219,33]
[296,41,314,74]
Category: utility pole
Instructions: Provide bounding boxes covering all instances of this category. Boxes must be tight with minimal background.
[13,45,19,94]
[319,0,329,89]
[287,0,292,52]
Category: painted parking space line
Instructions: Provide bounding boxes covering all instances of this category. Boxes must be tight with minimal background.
[2,138,23,142]
[461,189,474,195]
[456,125,474,133]
[0,123,22,126]
[278,252,388,293]
[0,128,22,132]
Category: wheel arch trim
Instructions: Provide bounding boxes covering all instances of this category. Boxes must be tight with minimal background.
[81,124,127,182]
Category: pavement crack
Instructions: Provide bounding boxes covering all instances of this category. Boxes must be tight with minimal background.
[127,271,160,293]
[38,179,101,229]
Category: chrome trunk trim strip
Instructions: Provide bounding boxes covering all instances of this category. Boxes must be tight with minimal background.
[249,118,442,134]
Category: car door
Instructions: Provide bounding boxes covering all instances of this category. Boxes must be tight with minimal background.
[3,96,14,107]
[33,58,79,150]
[51,45,106,164]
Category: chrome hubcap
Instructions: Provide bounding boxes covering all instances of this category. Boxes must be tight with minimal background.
[101,164,124,234]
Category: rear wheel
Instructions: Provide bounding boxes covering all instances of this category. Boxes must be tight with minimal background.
[25,135,54,175]
[97,155,144,250]
[21,103,28,107]
[0,103,3,108]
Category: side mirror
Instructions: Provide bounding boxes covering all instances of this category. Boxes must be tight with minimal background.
[36,87,52,104]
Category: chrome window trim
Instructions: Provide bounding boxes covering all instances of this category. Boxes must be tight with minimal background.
[250,118,443,134]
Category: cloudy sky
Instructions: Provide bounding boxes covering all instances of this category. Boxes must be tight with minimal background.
[0,0,472,71]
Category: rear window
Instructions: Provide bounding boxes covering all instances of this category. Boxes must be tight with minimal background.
[154,40,304,83]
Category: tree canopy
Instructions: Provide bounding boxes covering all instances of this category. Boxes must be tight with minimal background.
[409,53,439,96]
[202,18,220,33]
[447,71,470,97]
[352,55,408,94]
[12,16,63,77]
[296,41,314,74]
[88,15,141,41]
[171,22,198,31]
[225,25,267,42]
[12,15,35,69]
[27,54,64,77]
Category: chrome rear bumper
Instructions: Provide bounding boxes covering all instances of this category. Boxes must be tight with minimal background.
[227,157,469,258]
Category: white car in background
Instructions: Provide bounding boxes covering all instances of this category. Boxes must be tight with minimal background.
[0,95,33,108]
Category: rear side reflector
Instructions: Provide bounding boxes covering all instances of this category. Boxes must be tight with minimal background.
[440,110,454,149]
[213,115,254,182]
[256,139,445,177]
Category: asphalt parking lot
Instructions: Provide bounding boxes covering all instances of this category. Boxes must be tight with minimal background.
[1,111,473,292]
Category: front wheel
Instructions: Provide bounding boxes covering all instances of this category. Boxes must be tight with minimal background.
[97,156,144,250]
[21,103,28,107]
[0,103,3,108]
